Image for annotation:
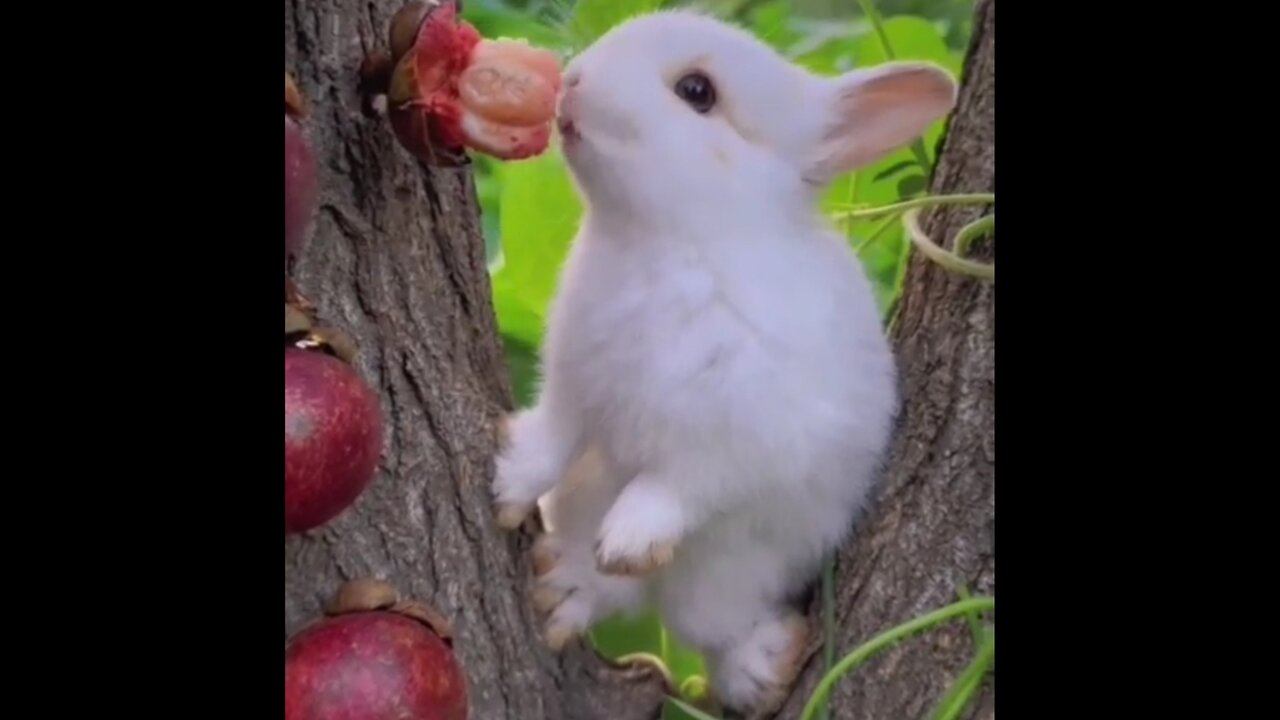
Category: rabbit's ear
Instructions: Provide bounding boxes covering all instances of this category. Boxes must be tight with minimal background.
[807,62,957,183]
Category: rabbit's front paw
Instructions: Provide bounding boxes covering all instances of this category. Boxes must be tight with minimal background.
[595,537,677,577]
[491,414,559,530]
[594,479,685,576]
[492,454,539,529]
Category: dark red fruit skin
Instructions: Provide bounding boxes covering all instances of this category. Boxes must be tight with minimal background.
[285,612,467,720]
[386,2,481,155]
[285,115,318,266]
[285,348,382,534]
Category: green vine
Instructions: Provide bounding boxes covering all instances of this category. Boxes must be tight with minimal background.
[955,214,994,258]
[817,554,837,720]
[831,193,994,219]
[903,207,994,280]
[832,193,995,282]
[930,627,994,720]
[800,596,996,720]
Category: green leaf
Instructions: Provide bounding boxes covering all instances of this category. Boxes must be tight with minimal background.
[461,3,571,49]
[748,0,803,48]
[786,15,873,75]
[897,174,927,198]
[472,155,503,262]
[491,269,546,350]
[873,160,919,182]
[685,0,757,19]
[663,632,707,688]
[588,611,664,659]
[489,148,582,346]
[568,0,667,48]
[852,14,962,75]
[500,333,541,408]
[588,611,706,684]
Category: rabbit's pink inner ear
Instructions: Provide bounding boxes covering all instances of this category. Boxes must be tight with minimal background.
[809,64,957,182]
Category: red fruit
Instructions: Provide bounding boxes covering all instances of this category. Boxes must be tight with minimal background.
[382,1,561,161]
[457,110,553,161]
[285,348,382,534]
[458,39,560,127]
[285,113,318,267]
[285,611,467,720]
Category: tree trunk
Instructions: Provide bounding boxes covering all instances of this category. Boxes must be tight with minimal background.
[777,0,995,717]
[283,2,668,719]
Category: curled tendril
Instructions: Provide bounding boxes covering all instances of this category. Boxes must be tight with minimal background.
[903,208,994,281]
[954,214,994,258]
[831,193,995,282]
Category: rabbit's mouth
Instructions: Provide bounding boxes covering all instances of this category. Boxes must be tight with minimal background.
[557,115,581,142]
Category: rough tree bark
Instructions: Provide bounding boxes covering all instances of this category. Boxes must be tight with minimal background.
[284,2,667,719]
[776,0,995,717]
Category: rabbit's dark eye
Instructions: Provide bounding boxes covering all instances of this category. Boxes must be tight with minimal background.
[674,72,716,113]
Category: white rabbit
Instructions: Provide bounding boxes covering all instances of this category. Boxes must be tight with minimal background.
[491,8,957,715]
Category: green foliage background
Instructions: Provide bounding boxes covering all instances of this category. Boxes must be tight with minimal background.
[459,1,976,716]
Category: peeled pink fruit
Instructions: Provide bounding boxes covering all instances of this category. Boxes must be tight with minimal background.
[459,39,560,126]
[285,74,318,266]
[285,348,382,534]
[379,1,562,161]
[285,611,467,720]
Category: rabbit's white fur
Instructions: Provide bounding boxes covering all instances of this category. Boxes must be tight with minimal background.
[492,9,956,714]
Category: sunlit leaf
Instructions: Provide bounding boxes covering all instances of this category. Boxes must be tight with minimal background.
[589,611,664,659]
[462,3,572,48]
[568,0,667,47]
[500,333,541,407]
[851,14,962,75]
[490,147,582,344]
[873,160,918,182]
[491,268,546,350]
[897,174,927,198]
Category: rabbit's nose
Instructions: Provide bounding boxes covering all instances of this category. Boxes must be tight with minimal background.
[559,75,582,114]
